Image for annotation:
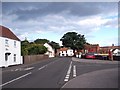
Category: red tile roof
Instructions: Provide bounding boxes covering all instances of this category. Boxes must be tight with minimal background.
[0,25,20,41]
[59,47,68,51]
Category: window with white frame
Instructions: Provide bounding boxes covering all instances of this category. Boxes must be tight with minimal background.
[5,39,8,46]
[14,41,16,47]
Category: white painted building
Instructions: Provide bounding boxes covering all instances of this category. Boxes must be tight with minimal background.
[59,47,74,56]
[112,49,120,56]
[0,25,23,67]
[44,43,55,57]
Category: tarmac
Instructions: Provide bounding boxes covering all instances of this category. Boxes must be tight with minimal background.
[62,57,119,88]
[72,57,119,64]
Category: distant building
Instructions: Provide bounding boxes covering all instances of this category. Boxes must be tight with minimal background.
[112,48,120,56]
[84,44,99,53]
[0,25,23,67]
[59,47,74,56]
[75,50,82,58]
[100,44,120,54]
[44,43,55,57]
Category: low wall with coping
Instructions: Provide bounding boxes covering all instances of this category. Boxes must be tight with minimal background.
[23,54,49,64]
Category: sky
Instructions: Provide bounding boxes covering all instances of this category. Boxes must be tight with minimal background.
[1,2,119,46]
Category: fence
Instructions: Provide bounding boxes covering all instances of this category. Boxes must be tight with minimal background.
[23,54,49,64]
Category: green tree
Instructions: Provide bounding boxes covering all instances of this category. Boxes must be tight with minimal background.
[60,32,86,54]
[27,44,47,55]
[48,41,60,53]
[21,47,28,56]
[34,39,49,44]
[21,39,30,56]
[21,39,30,48]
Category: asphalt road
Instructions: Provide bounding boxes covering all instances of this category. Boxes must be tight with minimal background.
[1,57,119,88]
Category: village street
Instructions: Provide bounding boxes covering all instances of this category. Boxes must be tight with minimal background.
[1,57,119,88]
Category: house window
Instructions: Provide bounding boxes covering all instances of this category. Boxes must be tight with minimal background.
[14,54,16,62]
[14,41,16,47]
[5,39,8,46]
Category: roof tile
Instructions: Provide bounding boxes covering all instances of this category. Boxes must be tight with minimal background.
[0,25,20,41]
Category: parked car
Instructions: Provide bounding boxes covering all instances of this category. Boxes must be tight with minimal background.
[85,53,97,59]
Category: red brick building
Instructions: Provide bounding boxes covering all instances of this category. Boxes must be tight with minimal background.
[100,44,120,54]
[83,44,99,53]
[83,44,120,54]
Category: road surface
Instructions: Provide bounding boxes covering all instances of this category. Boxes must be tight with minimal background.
[1,57,119,88]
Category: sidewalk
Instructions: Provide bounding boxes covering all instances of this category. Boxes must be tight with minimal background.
[0,57,57,72]
[62,68,118,88]
[72,57,119,64]
[1,57,57,72]
[63,58,119,88]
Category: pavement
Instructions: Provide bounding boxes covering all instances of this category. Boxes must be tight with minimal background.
[1,57,119,88]
[72,57,119,64]
[1,57,58,72]
[62,68,118,88]
[61,57,119,88]
[1,57,71,88]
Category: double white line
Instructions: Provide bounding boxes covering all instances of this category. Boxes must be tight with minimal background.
[73,65,76,77]
[64,61,77,82]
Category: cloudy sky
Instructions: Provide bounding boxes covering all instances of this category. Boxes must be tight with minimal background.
[1,2,118,46]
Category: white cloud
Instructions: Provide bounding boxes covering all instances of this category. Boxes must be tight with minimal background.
[88,37,118,46]
[18,32,29,40]
[2,2,118,46]
[104,18,118,28]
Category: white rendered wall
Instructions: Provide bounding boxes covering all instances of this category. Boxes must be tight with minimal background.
[0,37,22,67]
[67,49,74,56]
[44,43,55,57]
[0,37,4,67]
[60,51,67,56]
[60,49,74,56]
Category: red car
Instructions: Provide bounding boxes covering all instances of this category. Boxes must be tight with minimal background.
[85,53,96,59]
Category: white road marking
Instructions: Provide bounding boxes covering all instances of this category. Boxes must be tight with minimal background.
[24,67,34,71]
[0,72,32,87]
[11,69,14,71]
[64,61,72,82]
[73,65,77,77]
[14,69,19,71]
[38,66,46,70]
[38,60,59,71]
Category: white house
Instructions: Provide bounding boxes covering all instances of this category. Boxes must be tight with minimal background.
[44,43,55,57]
[59,47,74,57]
[0,25,23,67]
[112,49,120,56]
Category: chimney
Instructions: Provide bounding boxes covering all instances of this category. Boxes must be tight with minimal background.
[112,44,114,46]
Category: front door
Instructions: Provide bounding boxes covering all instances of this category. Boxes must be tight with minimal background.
[5,53,11,67]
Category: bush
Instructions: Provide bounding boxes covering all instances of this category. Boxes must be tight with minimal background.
[27,44,47,55]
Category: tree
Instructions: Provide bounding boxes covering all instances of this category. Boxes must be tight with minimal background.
[48,41,60,53]
[21,39,30,48]
[34,39,49,44]
[60,32,86,54]
[27,44,47,55]
[21,39,30,56]
[21,47,28,56]
[21,39,47,56]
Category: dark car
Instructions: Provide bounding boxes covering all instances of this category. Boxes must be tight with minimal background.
[85,53,97,59]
